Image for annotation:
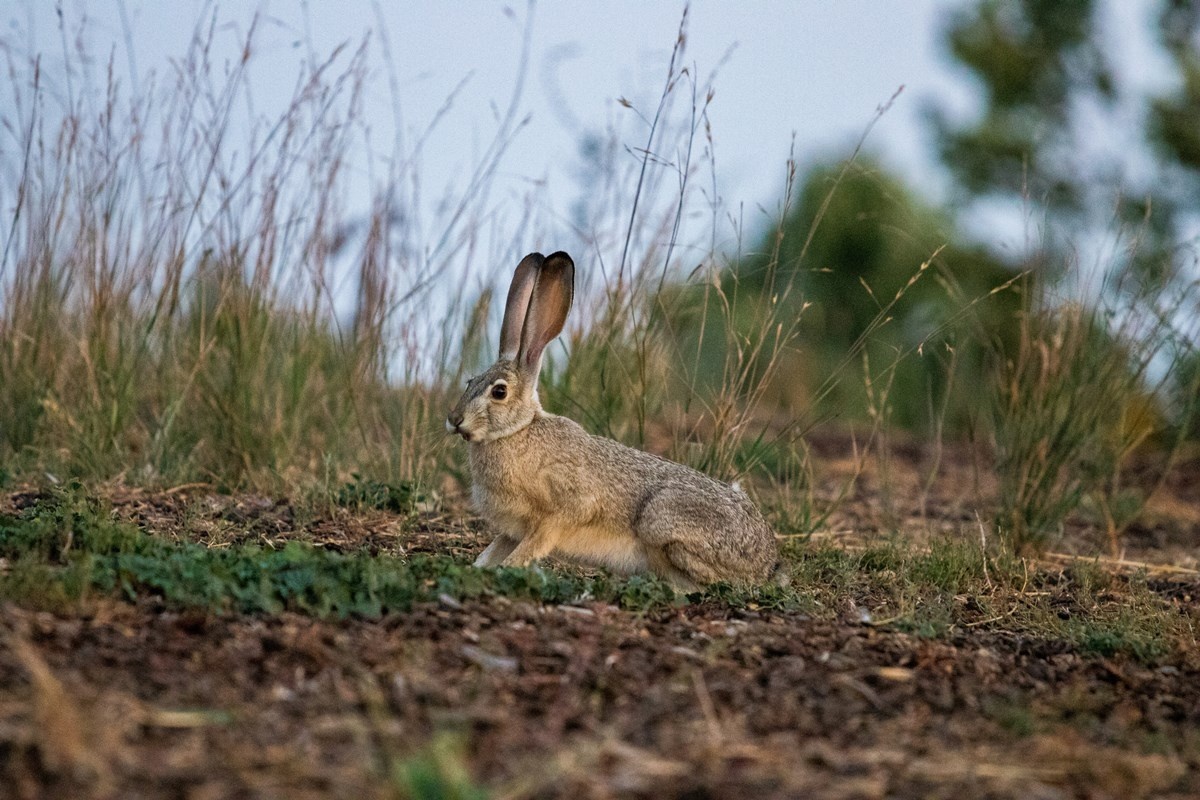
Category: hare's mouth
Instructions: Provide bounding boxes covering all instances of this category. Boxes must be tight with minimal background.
[445,418,473,441]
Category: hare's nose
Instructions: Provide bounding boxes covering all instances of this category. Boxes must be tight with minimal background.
[446,411,464,431]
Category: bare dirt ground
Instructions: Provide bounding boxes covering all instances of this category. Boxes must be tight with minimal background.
[2,442,1199,799]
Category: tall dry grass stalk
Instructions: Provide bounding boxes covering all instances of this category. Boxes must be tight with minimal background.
[0,13,529,489]
[991,254,1200,553]
[546,51,921,504]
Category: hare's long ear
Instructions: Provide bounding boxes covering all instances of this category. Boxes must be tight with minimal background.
[518,251,574,376]
[499,253,544,360]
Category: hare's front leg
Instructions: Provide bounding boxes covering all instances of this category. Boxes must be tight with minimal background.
[474,535,518,567]
[499,522,559,568]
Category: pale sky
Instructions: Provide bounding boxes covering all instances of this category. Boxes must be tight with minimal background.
[3,1,1169,267]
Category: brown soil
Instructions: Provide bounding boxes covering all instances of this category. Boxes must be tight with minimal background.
[2,446,1199,799]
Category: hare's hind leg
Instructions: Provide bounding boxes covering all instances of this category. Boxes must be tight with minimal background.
[636,492,725,587]
[474,535,518,567]
[645,547,702,593]
[660,541,725,587]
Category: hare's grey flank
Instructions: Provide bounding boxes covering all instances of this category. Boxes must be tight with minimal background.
[447,251,778,590]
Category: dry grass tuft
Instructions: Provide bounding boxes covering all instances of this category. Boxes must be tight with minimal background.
[7,630,113,790]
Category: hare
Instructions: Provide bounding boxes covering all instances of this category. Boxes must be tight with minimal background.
[447,251,778,590]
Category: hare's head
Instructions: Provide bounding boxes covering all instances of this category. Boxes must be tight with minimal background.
[447,251,574,442]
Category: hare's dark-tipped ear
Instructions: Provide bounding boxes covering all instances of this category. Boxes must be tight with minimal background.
[499,253,543,360]
[518,251,574,375]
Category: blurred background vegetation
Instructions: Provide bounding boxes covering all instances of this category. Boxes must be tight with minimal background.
[0,0,1198,555]
[664,0,1200,435]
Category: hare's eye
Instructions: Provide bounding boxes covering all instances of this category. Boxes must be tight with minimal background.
[490,383,507,400]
